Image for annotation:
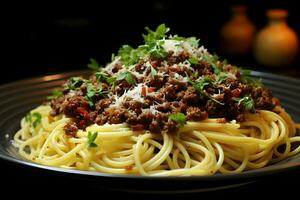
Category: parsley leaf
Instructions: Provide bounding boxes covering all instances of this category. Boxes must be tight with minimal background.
[87,132,98,148]
[143,24,169,43]
[169,113,186,126]
[185,37,199,48]
[47,89,63,100]
[234,95,256,112]
[145,62,157,76]
[192,77,213,92]
[25,112,42,128]
[95,71,108,82]
[142,24,169,58]
[117,70,136,85]
[147,40,167,58]
[118,45,142,66]
[106,76,117,87]
[87,58,101,71]
[214,72,228,85]
[67,77,84,90]
[85,83,107,107]
[240,69,263,87]
[150,65,157,76]
[202,53,222,74]
[189,77,224,105]
[188,57,199,65]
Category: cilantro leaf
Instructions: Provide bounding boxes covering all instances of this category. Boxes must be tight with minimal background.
[214,72,228,85]
[234,95,256,112]
[95,71,108,82]
[117,70,136,85]
[106,76,117,87]
[202,53,222,74]
[188,57,199,65]
[47,89,63,100]
[85,83,107,107]
[192,77,213,92]
[25,112,42,128]
[87,58,101,71]
[189,77,224,105]
[118,45,141,66]
[185,37,199,48]
[146,40,167,58]
[150,65,157,76]
[143,23,169,43]
[67,77,84,90]
[87,132,98,148]
[169,113,186,126]
[240,69,263,87]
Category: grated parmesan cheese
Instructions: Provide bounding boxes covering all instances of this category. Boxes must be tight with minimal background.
[109,83,146,108]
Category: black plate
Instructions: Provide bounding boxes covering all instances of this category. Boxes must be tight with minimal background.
[0,70,299,193]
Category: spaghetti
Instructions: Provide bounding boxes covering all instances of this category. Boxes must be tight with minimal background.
[14,105,300,176]
[13,24,300,176]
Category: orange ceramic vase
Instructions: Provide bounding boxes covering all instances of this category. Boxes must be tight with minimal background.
[254,9,299,67]
[220,5,256,55]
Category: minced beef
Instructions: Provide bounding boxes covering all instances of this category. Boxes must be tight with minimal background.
[50,45,277,134]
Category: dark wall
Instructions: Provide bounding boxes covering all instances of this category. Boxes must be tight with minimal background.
[2,0,299,83]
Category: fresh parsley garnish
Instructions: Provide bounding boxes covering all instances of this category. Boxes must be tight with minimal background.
[118,24,170,66]
[240,69,262,87]
[118,45,142,66]
[67,77,84,90]
[145,62,157,76]
[150,66,157,76]
[87,58,101,71]
[188,57,199,65]
[185,37,199,48]
[95,71,108,82]
[189,77,224,105]
[169,113,186,126]
[214,72,228,85]
[116,70,136,85]
[234,95,256,112]
[47,89,63,100]
[106,76,117,87]
[143,24,170,43]
[25,112,42,128]
[202,53,222,74]
[85,82,107,107]
[87,132,98,148]
[191,76,213,92]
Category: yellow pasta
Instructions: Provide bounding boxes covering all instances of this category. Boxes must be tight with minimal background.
[13,105,300,176]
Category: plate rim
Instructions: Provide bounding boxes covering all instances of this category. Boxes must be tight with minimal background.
[0,69,300,181]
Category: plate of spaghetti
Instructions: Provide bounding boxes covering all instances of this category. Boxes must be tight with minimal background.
[0,24,300,192]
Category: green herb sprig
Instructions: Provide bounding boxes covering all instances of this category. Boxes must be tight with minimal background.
[87,132,98,148]
[25,112,42,128]
[169,113,186,126]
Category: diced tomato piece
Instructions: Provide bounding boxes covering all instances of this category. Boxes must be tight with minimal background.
[141,87,147,97]
[76,107,89,119]
[148,87,156,93]
[125,165,134,171]
[131,124,144,131]
[231,88,242,98]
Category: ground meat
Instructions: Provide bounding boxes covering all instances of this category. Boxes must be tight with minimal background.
[64,122,78,137]
[50,49,278,135]
[186,107,208,121]
[160,85,177,100]
[50,97,66,116]
[95,98,112,113]
[252,87,275,110]
[182,87,199,104]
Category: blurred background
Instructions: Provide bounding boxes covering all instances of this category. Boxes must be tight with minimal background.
[2,0,299,84]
